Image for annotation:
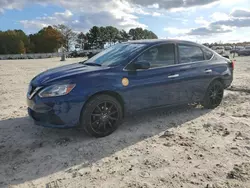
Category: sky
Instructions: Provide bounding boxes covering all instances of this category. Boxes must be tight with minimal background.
[0,0,250,43]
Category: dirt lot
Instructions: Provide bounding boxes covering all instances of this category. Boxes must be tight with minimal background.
[0,57,250,188]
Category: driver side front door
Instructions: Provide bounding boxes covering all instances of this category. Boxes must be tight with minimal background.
[121,43,187,112]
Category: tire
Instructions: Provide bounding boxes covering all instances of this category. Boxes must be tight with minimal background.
[201,80,224,109]
[80,94,123,137]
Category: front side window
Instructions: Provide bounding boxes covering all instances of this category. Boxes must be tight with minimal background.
[178,45,204,63]
[136,44,175,68]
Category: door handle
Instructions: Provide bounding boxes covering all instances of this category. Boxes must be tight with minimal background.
[168,74,179,78]
[204,69,212,73]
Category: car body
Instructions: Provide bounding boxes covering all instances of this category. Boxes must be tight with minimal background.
[225,46,232,51]
[230,46,244,54]
[78,51,88,57]
[67,51,78,58]
[27,39,234,137]
[211,46,225,55]
[87,51,100,59]
[237,46,250,56]
[68,51,88,58]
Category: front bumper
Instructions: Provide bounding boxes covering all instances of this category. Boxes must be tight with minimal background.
[27,95,85,128]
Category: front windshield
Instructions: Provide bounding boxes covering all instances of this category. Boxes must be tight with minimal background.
[84,43,146,66]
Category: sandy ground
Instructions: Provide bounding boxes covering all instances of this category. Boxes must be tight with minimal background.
[0,57,250,188]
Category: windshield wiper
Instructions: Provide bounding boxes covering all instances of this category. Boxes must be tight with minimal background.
[79,60,87,64]
[84,62,102,66]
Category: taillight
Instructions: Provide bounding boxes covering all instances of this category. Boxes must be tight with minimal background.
[231,60,236,69]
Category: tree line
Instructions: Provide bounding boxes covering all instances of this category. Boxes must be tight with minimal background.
[203,42,250,48]
[0,25,158,54]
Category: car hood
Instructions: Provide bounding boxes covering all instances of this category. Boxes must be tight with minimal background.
[31,63,109,86]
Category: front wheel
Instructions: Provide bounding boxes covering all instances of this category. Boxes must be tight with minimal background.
[80,94,123,137]
[201,80,224,109]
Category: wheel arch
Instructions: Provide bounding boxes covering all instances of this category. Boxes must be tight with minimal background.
[202,77,225,109]
[201,77,224,100]
[209,77,225,87]
[81,90,125,119]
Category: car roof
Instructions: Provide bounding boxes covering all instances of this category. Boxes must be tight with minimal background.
[126,39,201,46]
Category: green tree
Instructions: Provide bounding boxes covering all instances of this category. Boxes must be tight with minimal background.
[76,32,87,50]
[129,28,144,40]
[0,25,159,54]
[18,40,25,54]
[15,30,29,52]
[86,26,101,49]
[0,31,6,54]
[29,26,62,53]
[0,29,35,54]
[119,30,130,42]
[129,28,158,40]
[143,29,158,39]
[0,30,23,54]
[99,26,108,48]
[105,26,119,46]
[54,24,77,51]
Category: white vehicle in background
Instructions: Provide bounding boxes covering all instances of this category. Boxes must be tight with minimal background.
[211,46,226,55]
[225,46,232,51]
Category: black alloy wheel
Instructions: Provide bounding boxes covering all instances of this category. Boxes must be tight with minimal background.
[90,101,119,134]
[202,80,224,109]
[80,94,122,137]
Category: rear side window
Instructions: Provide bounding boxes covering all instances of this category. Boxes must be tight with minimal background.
[202,48,214,60]
[137,44,175,68]
[178,45,204,63]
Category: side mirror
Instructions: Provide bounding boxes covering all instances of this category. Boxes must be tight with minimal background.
[223,55,230,59]
[134,60,150,70]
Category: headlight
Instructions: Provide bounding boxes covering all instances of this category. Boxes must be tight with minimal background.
[38,84,76,98]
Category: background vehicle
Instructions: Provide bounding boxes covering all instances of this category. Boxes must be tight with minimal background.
[212,46,225,55]
[67,51,78,58]
[27,40,234,137]
[68,51,88,58]
[237,46,250,56]
[225,46,232,51]
[87,51,100,59]
[230,46,244,54]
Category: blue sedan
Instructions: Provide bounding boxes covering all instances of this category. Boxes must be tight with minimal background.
[27,40,234,137]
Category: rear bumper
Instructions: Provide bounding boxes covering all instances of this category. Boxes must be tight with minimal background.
[223,70,233,88]
[27,95,85,128]
[224,78,233,88]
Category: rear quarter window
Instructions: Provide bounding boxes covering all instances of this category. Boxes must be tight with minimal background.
[202,48,214,60]
[178,45,204,63]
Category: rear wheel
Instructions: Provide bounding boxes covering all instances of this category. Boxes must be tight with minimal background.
[80,94,123,137]
[201,80,224,109]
